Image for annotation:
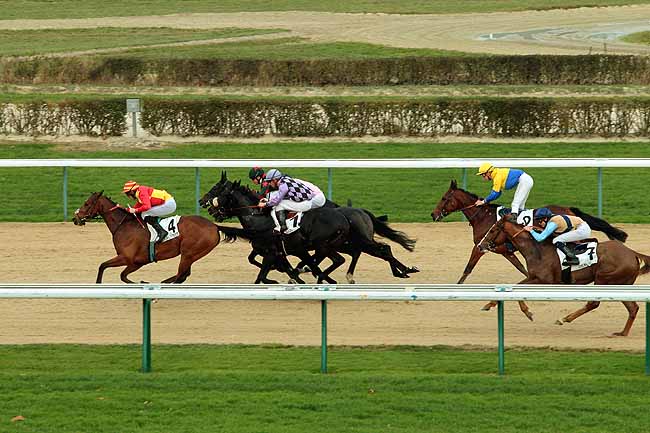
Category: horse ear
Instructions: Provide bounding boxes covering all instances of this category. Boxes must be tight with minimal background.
[221,171,227,182]
[450,180,457,189]
[99,190,104,196]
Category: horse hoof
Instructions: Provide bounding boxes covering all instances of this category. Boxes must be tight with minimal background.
[555,320,563,326]
[140,280,149,284]
[288,279,298,284]
[408,266,420,273]
[524,312,534,322]
[611,332,628,337]
[298,266,311,274]
[346,273,356,284]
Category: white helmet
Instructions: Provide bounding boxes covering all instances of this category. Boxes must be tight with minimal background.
[264,168,283,181]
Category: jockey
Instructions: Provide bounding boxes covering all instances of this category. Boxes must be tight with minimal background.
[248,166,271,197]
[257,169,326,233]
[474,162,534,217]
[524,207,592,266]
[123,180,177,243]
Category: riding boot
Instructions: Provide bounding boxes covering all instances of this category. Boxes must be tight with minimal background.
[556,241,579,266]
[277,210,287,233]
[145,216,168,243]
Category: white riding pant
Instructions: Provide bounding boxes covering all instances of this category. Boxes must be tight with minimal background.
[511,173,534,214]
[552,222,592,244]
[271,193,326,229]
[141,198,177,218]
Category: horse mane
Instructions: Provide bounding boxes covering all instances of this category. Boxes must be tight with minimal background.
[231,180,262,202]
[454,186,500,210]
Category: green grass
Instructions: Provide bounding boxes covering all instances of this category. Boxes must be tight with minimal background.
[1,344,649,433]
[0,27,285,57]
[2,141,650,223]
[108,38,470,60]
[622,31,650,45]
[2,0,650,19]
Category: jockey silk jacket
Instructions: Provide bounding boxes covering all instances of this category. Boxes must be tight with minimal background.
[133,186,172,213]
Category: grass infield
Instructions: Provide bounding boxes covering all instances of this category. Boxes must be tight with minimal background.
[2,0,650,19]
[1,141,650,223]
[0,344,649,433]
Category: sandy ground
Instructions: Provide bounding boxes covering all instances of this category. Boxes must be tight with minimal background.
[2,6,650,55]
[2,221,650,351]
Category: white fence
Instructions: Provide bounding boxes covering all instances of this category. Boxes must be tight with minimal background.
[1,283,650,375]
[2,157,650,219]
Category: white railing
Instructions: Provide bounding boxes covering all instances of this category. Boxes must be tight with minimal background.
[1,283,650,375]
[2,157,649,220]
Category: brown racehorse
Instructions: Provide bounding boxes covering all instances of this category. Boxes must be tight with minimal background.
[431,180,628,284]
[478,215,650,336]
[73,191,221,284]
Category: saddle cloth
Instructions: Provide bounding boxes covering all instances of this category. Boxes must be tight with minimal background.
[285,211,303,235]
[147,215,181,243]
[557,241,598,271]
[496,207,534,226]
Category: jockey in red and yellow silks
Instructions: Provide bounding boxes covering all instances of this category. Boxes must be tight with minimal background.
[123,181,176,242]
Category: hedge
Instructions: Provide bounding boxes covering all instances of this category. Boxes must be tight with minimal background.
[2,55,650,86]
[3,97,650,137]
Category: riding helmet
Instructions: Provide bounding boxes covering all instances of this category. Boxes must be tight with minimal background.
[476,162,494,176]
[249,166,265,180]
[533,207,553,220]
[264,169,283,181]
[123,180,139,194]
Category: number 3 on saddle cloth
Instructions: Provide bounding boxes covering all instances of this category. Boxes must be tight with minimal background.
[146,215,181,262]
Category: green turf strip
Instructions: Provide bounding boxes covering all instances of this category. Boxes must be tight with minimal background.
[2,0,650,19]
[622,31,650,45]
[0,27,285,57]
[108,38,470,60]
[0,345,649,433]
[1,141,649,223]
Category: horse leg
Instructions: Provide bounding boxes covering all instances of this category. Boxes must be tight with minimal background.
[483,277,534,321]
[360,241,410,278]
[613,301,639,337]
[503,253,528,277]
[300,251,336,284]
[248,250,264,269]
[459,246,485,284]
[254,255,279,284]
[96,255,128,283]
[120,263,145,284]
[560,301,600,325]
[317,251,346,284]
[345,251,361,284]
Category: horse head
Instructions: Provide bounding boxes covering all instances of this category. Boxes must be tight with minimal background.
[431,180,476,221]
[73,191,106,226]
[199,171,229,208]
[477,217,511,253]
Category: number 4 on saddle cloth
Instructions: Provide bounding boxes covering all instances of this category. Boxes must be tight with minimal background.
[145,215,181,262]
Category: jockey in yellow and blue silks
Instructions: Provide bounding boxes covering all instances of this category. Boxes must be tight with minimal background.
[474,163,534,216]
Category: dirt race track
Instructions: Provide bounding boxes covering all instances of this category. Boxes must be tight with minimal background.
[2,221,650,351]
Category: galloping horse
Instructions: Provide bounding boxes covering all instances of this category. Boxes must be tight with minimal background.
[478,215,650,336]
[431,180,628,284]
[201,173,418,284]
[73,191,221,284]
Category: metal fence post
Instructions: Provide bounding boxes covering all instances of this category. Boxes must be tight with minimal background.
[598,167,603,218]
[62,166,68,221]
[327,168,333,201]
[645,302,650,376]
[498,300,505,375]
[321,300,328,374]
[142,298,152,373]
[195,167,201,215]
[461,168,468,222]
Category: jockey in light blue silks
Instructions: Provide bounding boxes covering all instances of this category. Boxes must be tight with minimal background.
[257,169,326,233]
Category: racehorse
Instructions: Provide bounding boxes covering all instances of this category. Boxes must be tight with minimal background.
[73,191,221,284]
[431,180,628,284]
[478,214,650,336]
[200,173,418,284]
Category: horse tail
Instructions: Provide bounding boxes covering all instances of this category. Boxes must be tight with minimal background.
[569,207,628,243]
[362,210,416,252]
[633,251,650,276]
[216,225,255,243]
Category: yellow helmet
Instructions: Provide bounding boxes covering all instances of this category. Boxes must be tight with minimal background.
[476,163,494,176]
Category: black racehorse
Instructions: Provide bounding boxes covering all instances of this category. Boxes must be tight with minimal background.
[200,172,419,284]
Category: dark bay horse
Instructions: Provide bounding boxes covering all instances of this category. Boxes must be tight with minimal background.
[73,191,221,284]
[431,180,628,284]
[201,174,418,284]
[478,215,650,336]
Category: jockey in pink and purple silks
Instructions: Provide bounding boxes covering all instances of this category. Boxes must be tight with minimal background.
[256,169,326,233]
